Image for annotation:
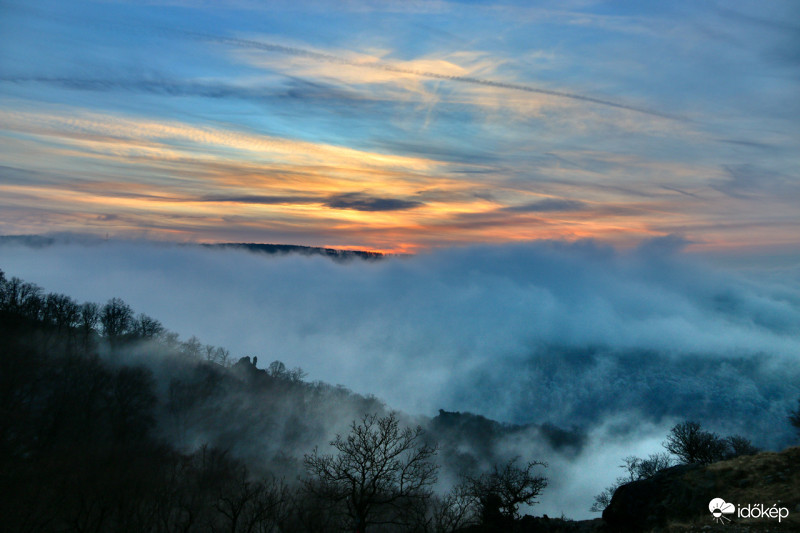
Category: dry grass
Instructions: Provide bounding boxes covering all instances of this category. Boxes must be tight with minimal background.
[652,446,800,532]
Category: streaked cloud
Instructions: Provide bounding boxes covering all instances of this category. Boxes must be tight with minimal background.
[712,164,800,200]
[0,0,797,253]
[326,193,424,211]
[205,192,424,212]
[205,33,680,119]
[502,199,587,213]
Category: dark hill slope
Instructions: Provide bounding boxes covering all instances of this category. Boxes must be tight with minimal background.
[603,446,800,532]
[203,242,384,261]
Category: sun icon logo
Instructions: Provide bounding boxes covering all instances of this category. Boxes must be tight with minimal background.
[709,498,735,524]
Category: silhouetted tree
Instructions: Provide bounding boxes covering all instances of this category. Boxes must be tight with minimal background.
[44,293,80,331]
[1,276,43,319]
[638,452,672,477]
[205,345,231,366]
[430,482,480,532]
[132,313,164,339]
[593,427,758,513]
[211,464,291,533]
[663,421,728,465]
[590,453,673,513]
[268,360,308,382]
[79,301,100,348]
[268,360,286,377]
[101,297,133,345]
[725,435,759,458]
[182,335,203,359]
[465,457,547,522]
[303,412,438,532]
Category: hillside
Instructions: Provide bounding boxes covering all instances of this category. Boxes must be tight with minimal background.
[2,266,798,532]
[0,267,574,531]
[603,447,800,532]
[449,447,800,532]
[0,234,385,261]
[202,242,385,261]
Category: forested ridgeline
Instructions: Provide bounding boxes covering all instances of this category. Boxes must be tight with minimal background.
[5,268,785,532]
[0,269,557,532]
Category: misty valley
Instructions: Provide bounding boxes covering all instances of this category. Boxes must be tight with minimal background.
[0,268,560,531]
[2,241,799,532]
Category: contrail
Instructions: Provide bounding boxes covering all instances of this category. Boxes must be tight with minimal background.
[197,33,681,120]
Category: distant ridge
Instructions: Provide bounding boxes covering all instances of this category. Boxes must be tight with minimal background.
[0,235,385,261]
[0,234,57,247]
[203,242,384,261]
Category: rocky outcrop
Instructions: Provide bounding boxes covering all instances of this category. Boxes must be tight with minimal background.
[602,463,704,530]
[231,355,265,380]
[603,447,800,532]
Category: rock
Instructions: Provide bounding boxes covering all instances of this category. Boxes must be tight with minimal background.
[602,447,800,532]
[602,463,706,531]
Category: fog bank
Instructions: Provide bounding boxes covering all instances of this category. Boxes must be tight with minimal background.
[2,237,799,518]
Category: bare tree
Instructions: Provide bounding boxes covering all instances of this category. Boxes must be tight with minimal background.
[204,345,232,367]
[268,360,307,382]
[212,467,290,533]
[101,297,133,345]
[725,435,759,458]
[181,335,203,359]
[465,457,547,522]
[303,412,438,532]
[663,421,728,465]
[44,293,80,331]
[1,277,43,319]
[80,302,100,345]
[430,482,479,533]
[590,453,673,513]
[590,486,615,514]
[133,313,164,339]
[629,452,673,479]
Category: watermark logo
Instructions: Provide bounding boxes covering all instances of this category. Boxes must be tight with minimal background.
[708,498,790,524]
[709,498,735,524]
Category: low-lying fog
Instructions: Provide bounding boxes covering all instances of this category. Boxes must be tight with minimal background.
[3,236,799,519]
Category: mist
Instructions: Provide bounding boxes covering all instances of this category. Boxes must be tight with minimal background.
[2,236,799,519]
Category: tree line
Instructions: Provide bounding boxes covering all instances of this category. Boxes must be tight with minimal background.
[0,269,549,532]
[590,421,764,513]
[4,268,798,531]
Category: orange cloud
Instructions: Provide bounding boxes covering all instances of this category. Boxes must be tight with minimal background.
[2,103,795,253]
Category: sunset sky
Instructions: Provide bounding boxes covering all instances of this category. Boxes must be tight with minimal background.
[1,0,798,253]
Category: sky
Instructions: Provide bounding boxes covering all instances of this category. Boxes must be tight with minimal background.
[1,0,798,254]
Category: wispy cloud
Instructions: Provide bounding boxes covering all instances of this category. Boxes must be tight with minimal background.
[713,164,800,200]
[502,199,587,213]
[200,33,681,119]
[203,194,319,205]
[0,108,444,174]
[3,105,796,251]
[0,75,370,106]
[205,192,424,211]
[1,0,797,253]
[326,192,424,211]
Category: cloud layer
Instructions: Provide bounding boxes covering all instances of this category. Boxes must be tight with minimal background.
[2,238,797,431]
[2,238,799,516]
